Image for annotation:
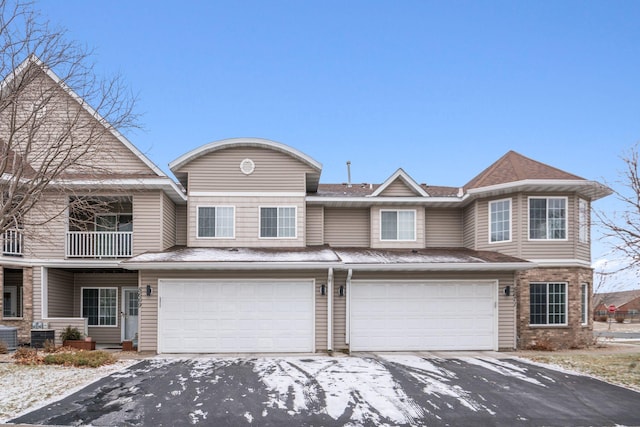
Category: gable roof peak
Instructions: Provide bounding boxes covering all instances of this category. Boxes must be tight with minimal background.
[465,150,584,190]
[371,168,429,197]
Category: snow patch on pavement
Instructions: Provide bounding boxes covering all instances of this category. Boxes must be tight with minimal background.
[254,356,424,425]
[461,357,545,386]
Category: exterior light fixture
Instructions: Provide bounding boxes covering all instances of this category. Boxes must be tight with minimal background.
[339,285,345,297]
[504,286,511,296]
[146,284,152,296]
[320,284,326,296]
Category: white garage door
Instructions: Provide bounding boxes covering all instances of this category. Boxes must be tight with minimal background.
[158,280,314,353]
[350,281,497,351]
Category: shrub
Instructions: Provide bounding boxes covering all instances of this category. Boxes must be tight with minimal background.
[43,350,116,368]
[616,317,625,323]
[597,315,608,322]
[43,339,56,353]
[13,347,42,365]
[60,325,83,341]
[0,341,7,354]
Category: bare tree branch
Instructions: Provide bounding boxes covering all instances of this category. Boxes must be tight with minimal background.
[0,0,139,242]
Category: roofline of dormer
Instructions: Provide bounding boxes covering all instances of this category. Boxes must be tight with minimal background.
[307,178,612,207]
[49,177,187,203]
[169,137,323,172]
[371,168,429,197]
[2,55,169,178]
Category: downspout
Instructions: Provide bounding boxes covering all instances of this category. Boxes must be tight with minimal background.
[345,268,352,345]
[327,268,333,353]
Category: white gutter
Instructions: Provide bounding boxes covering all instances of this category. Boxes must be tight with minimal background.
[336,262,534,272]
[327,268,333,352]
[120,261,534,271]
[345,268,352,345]
[121,261,343,271]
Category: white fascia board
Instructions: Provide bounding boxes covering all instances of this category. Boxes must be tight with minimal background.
[120,261,342,271]
[120,261,533,272]
[305,196,462,205]
[528,259,593,268]
[9,55,167,178]
[190,191,306,197]
[7,258,123,269]
[371,168,429,197]
[339,262,534,271]
[466,179,612,200]
[52,178,187,202]
[169,137,323,172]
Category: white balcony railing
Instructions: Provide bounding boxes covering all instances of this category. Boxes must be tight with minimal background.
[2,229,23,256]
[66,231,133,258]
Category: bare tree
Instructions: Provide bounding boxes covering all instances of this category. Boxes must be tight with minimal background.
[596,143,640,274]
[0,0,138,240]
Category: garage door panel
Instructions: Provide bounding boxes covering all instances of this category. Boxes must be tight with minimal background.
[350,281,496,351]
[159,280,314,353]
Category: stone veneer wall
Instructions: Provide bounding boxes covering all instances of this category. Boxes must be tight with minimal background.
[0,266,34,344]
[516,267,593,350]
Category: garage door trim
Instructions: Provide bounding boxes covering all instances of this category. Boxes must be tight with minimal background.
[157,278,316,354]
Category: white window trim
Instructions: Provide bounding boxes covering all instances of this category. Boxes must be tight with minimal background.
[488,198,512,244]
[379,209,417,242]
[578,198,589,244]
[81,287,118,328]
[527,196,569,241]
[581,283,589,326]
[529,282,568,327]
[258,206,298,239]
[196,205,236,239]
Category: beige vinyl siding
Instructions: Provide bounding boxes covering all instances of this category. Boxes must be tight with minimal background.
[133,191,163,254]
[23,192,67,259]
[340,270,516,350]
[187,196,306,248]
[162,193,177,250]
[519,193,578,260]
[378,179,419,197]
[47,269,74,317]
[324,208,370,247]
[178,147,315,193]
[175,204,188,246]
[462,202,476,249]
[425,208,463,247]
[370,206,425,249]
[474,196,520,257]
[138,270,329,353]
[1,69,155,175]
[306,205,324,246]
[332,271,347,351]
[73,272,138,343]
[575,197,591,262]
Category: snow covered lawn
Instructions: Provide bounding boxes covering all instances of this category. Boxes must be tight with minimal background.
[0,359,136,422]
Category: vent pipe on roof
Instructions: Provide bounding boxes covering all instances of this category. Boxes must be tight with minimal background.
[346,161,352,188]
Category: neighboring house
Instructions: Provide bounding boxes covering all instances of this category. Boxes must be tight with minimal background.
[0,58,612,353]
[594,289,640,319]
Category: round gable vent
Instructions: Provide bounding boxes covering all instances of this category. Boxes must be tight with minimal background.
[240,158,255,175]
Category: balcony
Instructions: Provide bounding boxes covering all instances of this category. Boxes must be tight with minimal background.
[2,229,23,256]
[66,231,133,258]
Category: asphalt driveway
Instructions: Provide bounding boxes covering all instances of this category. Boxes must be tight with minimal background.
[11,354,640,426]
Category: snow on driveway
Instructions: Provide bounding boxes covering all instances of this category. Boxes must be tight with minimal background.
[10,354,640,427]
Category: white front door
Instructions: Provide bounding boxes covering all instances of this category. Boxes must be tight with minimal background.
[121,287,139,341]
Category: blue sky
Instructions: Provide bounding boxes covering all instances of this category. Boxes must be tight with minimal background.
[34,1,640,286]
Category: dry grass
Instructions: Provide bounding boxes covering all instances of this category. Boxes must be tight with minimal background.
[525,352,640,391]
